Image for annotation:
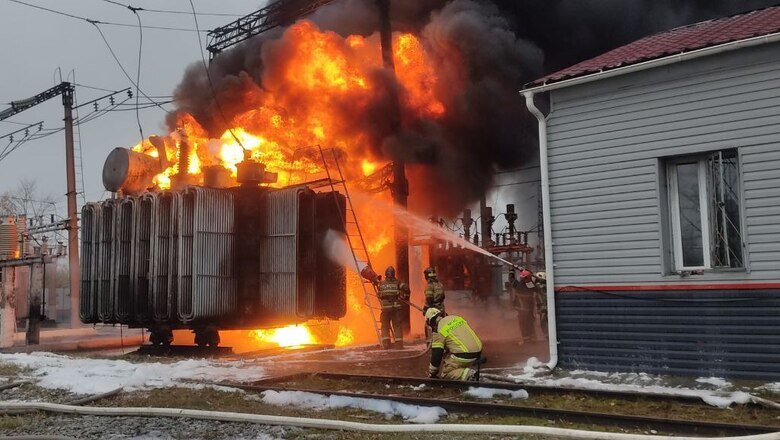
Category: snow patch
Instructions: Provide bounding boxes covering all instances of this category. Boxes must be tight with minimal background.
[522,357,546,375]
[260,390,446,424]
[700,392,752,409]
[696,377,732,388]
[0,352,266,394]
[502,364,753,409]
[759,382,780,393]
[464,387,529,400]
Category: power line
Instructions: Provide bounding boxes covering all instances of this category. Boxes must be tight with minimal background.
[7,0,208,32]
[90,22,173,114]
[101,0,244,17]
[0,119,40,126]
[0,96,135,163]
[187,0,244,149]
[133,8,144,143]
[75,83,172,99]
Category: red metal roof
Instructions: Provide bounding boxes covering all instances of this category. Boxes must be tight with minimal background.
[527,6,780,88]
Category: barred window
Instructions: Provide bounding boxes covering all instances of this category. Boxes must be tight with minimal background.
[667,149,744,271]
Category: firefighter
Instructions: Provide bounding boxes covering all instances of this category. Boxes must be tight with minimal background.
[378,266,410,349]
[423,267,445,313]
[425,307,483,381]
[534,271,549,339]
[509,270,536,344]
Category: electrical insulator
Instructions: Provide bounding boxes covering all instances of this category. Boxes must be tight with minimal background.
[109,96,115,105]
[93,102,99,111]
[25,129,29,136]
[127,90,133,98]
[38,123,43,130]
[9,135,13,142]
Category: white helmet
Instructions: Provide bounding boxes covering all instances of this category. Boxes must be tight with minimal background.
[535,271,547,281]
[424,307,441,321]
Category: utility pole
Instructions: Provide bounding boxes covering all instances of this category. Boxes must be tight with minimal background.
[376,0,410,334]
[0,82,80,328]
[62,86,80,328]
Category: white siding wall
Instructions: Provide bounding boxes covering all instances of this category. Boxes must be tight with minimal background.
[547,42,780,286]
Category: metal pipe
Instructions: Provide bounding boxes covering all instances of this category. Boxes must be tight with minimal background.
[522,91,558,371]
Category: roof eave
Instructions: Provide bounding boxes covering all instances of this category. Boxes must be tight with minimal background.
[522,31,780,95]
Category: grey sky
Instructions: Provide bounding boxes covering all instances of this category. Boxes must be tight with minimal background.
[0,0,265,215]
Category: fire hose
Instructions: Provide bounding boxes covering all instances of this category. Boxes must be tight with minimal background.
[1,401,778,440]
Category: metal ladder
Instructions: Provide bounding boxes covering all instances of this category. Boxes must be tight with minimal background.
[317,146,384,345]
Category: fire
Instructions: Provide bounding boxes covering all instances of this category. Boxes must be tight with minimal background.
[250,325,315,348]
[128,20,445,348]
[131,21,444,192]
[361,159,378,176]
[248,323,356,348]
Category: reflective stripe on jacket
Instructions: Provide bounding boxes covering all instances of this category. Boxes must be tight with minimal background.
[378,279,408,310]
[431,315,482,355]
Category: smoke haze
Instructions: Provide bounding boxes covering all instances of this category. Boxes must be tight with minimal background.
[170,0,777,213]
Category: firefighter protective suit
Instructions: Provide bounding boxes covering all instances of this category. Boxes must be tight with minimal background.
[511,270,539,342]
[535,272,548,338]
[428,311,483,381]
[378,278,410,348]
[424,280,446,313]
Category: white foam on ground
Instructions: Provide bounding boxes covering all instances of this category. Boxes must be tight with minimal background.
[759,383,780,393]
[464,387,529,400]
[500,358,753,409]
[259,390,446,423]
[696,377,732,388]
[0,352,266,394]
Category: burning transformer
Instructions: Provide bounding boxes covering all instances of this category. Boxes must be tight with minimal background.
[80,145,347,346]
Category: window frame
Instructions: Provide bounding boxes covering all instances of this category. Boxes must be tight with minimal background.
[668,157,711,271]
[665,148,746,273]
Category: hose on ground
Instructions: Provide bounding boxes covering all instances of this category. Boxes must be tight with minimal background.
[0,436,77,440]
[0,401,778,440]
[65,388,123,406]
[0,381,29,391]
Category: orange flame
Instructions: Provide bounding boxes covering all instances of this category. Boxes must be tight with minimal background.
[130,21,443,348]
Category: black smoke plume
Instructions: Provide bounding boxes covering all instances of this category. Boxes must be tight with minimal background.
[170,0,777,213]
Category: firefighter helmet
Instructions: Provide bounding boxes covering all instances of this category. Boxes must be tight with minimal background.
[535,271,547,281]
[425,307,442,327]
[424,267,437,280]
[520,268,533,280]
[385,266,396,279]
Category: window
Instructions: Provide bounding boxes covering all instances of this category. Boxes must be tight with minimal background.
[667,149,744,271]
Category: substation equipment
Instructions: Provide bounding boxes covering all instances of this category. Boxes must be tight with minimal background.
[80,147,347,346]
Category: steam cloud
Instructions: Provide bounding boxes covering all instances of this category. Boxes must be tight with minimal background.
[171,0,776,213]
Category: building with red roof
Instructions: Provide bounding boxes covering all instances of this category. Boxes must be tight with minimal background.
[522,6,780,379]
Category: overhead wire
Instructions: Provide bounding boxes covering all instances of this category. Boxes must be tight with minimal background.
[90,22,173,115]
[186,0,245,149]
[7,0,208,32]
[0,96,133,164]
[99,0,147,143]
[132,5,145,143]
[101,0,244,17]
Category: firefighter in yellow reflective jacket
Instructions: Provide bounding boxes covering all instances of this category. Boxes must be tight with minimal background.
[425,307,483,381]
[423,267,445,313]
[378,266,410,349]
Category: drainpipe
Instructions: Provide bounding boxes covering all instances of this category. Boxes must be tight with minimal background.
[522,91,558,371]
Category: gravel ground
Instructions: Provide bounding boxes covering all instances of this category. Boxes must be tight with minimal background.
[1,382,77,403]
[2,414,300,439]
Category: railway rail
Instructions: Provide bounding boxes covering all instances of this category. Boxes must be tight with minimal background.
[212,372,780,437]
